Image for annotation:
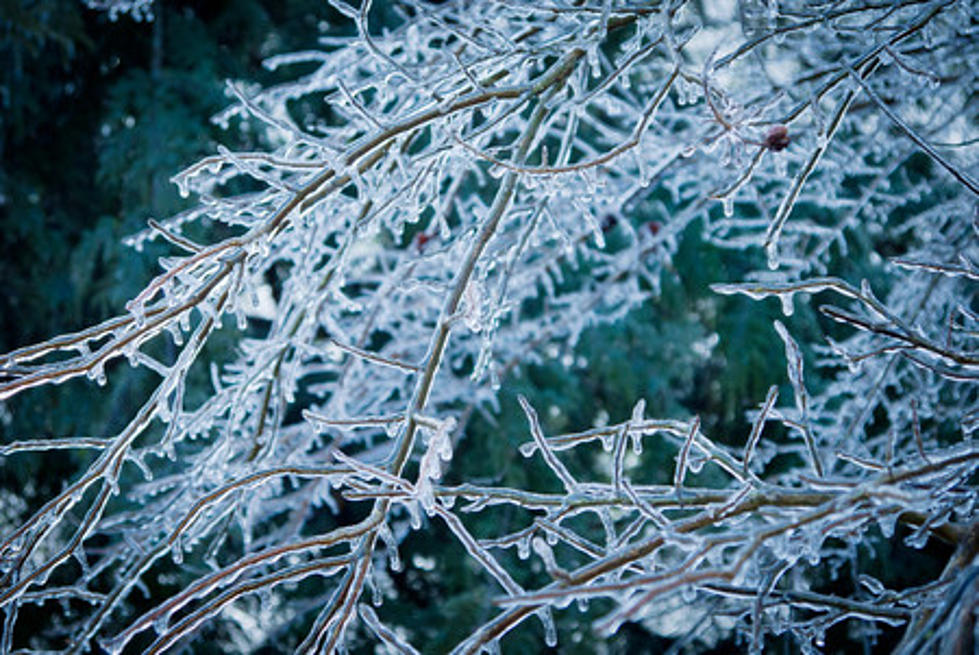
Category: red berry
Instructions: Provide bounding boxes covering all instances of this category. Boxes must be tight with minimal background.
[414,232,434,252]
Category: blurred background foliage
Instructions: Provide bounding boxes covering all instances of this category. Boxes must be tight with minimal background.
[0,2,947,652]
[0,0,336,512]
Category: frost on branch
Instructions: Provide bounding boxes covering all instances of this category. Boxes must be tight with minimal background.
[2,1,979,653]
[82,0,155,22]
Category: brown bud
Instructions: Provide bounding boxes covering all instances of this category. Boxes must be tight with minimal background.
[763,125,790,152]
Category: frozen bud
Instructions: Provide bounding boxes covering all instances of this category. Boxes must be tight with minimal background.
[763,125,790,152]
[645,221,661,237]
[414,232,435,252]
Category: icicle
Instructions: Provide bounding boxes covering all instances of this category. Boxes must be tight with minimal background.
[587,45,601,78]
[538,606,557,647]
[171,535,184,565]
[129,453,154,481]
[379,523,402,572]
[516,533,531,560]
[87,361,108,387]
[765,240,780,270]
[369,568,383,607]
[780,294,794,317]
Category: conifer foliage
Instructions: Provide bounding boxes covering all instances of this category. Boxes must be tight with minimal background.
[1,1,978,652]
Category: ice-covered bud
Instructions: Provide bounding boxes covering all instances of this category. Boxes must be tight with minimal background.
[763,125,790,152]
[414,231,435,253]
